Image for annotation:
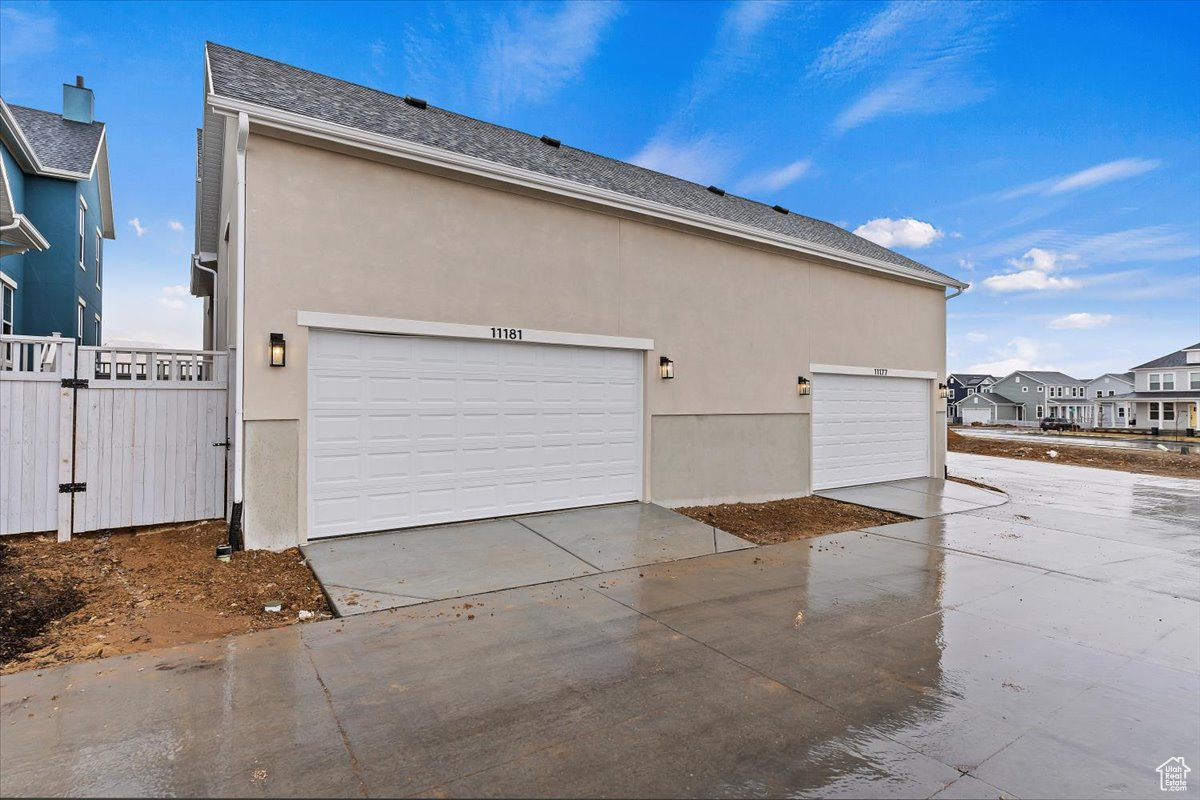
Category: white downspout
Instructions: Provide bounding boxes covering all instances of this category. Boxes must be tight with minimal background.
[232,112,249,533]
[191,256,218,350]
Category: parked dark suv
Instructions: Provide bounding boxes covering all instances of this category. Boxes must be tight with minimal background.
[1040,417,1079,432]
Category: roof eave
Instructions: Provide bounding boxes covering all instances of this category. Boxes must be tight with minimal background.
[0,99,103,182]
[206,92,968,292]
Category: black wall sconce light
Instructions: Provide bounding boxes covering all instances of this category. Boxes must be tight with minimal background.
[269,332,286,367]
[797,376,811,396]
[659,356,674,379]
[938,382,950,399]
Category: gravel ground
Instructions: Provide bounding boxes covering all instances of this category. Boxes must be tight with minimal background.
[948,428,1200,479]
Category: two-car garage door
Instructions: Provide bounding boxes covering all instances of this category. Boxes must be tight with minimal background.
[307,330,642,539]
[811,373,931,491]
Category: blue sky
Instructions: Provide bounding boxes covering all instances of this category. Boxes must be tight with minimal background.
[2,0,1197,377]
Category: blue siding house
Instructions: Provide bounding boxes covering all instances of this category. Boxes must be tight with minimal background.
[0,77,114,345]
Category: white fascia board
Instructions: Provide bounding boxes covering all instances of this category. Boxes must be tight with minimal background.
[0,269,18,288]
[297,310,655,351]
[208,94,968,292]
[812,363,939,380]
[94,134,115,238]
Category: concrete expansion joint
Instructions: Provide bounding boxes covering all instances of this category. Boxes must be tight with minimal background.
[301,638,371,797]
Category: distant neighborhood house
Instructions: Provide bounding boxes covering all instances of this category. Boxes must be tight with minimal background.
[951,344,1199,433]
[0,78,114,347]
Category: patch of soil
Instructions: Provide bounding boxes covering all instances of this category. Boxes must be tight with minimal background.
[0,520,330,675]
[947,475,1003,493]
[948,429,1200,480]
[675,496,911,545]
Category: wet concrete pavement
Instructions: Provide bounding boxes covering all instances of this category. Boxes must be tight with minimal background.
[3,453,1198,798]
[815,476,1007,518]
[302,503,753,616]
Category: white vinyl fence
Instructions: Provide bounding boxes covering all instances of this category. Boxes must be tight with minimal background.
[1,335,228,540]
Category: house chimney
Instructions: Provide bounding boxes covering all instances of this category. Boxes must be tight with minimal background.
[62,75,94,124]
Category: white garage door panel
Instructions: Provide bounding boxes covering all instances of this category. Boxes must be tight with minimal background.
[962,407,991,425]
[307,330,642,538]
[812,373,930,491]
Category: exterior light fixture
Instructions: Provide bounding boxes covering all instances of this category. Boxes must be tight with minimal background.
[797,376,811,396]
[659,356,674,379]
[269,332,286,367]
[938,382,950,400]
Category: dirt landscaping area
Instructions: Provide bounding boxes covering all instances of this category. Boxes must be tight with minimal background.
[0,520,330,675]
[948,428,1200,479]
[675,496,910,545]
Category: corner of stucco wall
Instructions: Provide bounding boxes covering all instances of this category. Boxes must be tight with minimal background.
[243,419,300,551]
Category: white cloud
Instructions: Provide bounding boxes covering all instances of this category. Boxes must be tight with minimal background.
[1007,247,1076,273]
[629,134,734,186]
[816,2,1002,132]
[965,332,988,343]
[167,219,184,232]
[0,5,57,67]
[980,247,1083,293]
[157,285,190,311]
[853,217,944,249]
[809,1,929,78]
[734,159,812,195]
[967,337,1052,375]
[128,218,146,237]
[368,39,387,75]
[1048,313,1113,330]
[481,1,622,111]
[983,271,1080,293]
[996,158,1162,200]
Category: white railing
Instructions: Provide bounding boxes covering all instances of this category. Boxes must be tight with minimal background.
[80,347,228,388]
[0,334,66,379]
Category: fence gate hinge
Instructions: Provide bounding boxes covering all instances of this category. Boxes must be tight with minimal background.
[61,378,89,389]
[59,482,87,494]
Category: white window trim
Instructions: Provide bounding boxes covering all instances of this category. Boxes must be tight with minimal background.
[0,270,16,290]
[1162,373,1176,390]
[1164,403,1176,421]
[77,297,86,340]
[1150,402,1160,421]
[94,227,102,288]
[1022,386,1028,393]
[2,283,14,335]
[78,201,86,269]
[296,310,655,351]
[93,313,101,345]
[1190,371,1200,391]
[1149,373,1162,391]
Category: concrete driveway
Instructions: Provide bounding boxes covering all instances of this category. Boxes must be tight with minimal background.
[2,453,1197,798]
[301,503,754,616]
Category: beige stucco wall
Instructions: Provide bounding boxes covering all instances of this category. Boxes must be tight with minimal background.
[234,132,948,547]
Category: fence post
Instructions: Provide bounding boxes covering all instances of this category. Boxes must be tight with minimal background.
[56,339,77,542]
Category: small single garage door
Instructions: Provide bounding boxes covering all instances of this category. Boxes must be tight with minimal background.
[811,373,930,491]
[307,330,642,538]
[961,406,992,425]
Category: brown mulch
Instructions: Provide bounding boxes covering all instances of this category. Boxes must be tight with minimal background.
[675,496,911,545]
[0,520,330,675]
[948,429,1200,480]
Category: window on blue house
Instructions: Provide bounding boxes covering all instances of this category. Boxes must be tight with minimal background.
[95,229,102,288]
[78,201,86,269]
[2,281,13,335]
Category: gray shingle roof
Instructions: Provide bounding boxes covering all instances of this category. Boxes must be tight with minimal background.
[950,373,996,386]
[1015,371,1085,385]
[953,391,1017,406]
[1131,344,1200,370]
[205,43,963,288]
[5,103,104,175]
